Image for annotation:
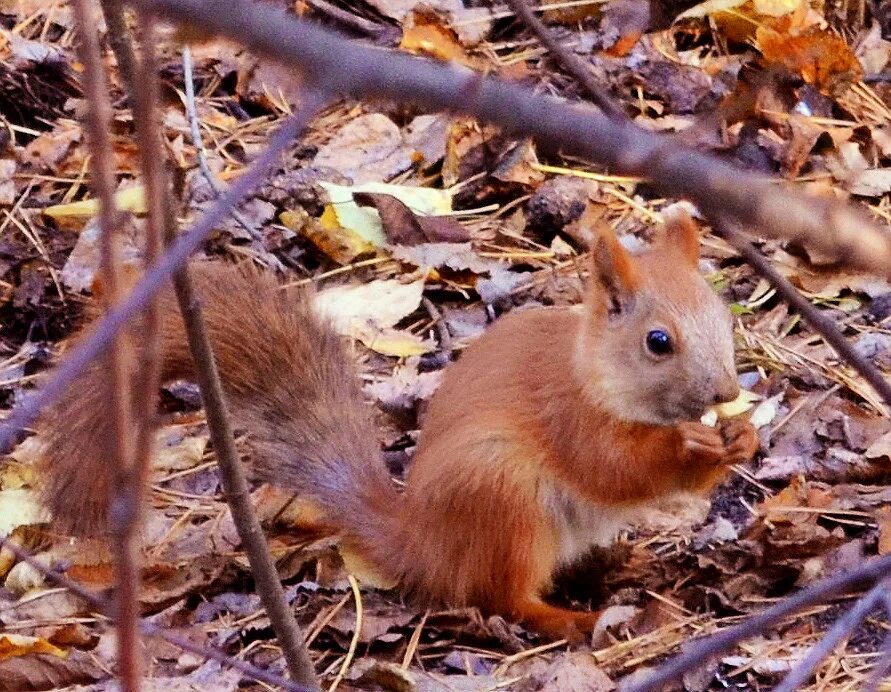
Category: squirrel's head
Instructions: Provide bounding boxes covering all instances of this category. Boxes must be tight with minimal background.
[575,211,739,425]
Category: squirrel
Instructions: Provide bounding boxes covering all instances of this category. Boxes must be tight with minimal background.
[36,211,758,641]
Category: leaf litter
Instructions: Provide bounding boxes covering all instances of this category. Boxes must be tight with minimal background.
[1,0,891,689]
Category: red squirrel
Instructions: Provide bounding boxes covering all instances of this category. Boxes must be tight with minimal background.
[37,212,757,640]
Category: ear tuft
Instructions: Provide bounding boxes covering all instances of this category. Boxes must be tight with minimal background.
[591,224,640,316]
[661,208,701,266]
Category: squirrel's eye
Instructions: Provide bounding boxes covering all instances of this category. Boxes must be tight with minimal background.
[645,329,673,356]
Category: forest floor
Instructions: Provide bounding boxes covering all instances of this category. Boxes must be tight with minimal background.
[3,0,891,689]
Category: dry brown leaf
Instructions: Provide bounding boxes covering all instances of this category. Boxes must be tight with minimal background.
[312,113,413,184]
[353,192,469,245]
[877,506,891,555]
[18,121,80,172]
[401,10,473,66]
[0,650,105,691]
[281,208,375,265]
[757,26,864,96]
[393,242,494,274]
[516,652,615,691]
[364,0,462,22]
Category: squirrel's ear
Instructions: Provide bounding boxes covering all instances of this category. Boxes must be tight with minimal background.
[660,208,700,266]
[591,226,640,315]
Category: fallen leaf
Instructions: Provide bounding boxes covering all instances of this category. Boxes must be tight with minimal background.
[516,651,615,691]
[757,26,864,96]
[855,21,891,75]
[43,185,147,222]
[0,489,49,538]
[393,242,494,274]
[19,121,80,171]
[877,506,891,555]
[357,327,434,357]
[354,192,468,245]
[1,29,64,67]
[60,217,144,292]
[866,431,891,459]
[0,650,106,690]
[312,113,413,184]
[677,0,807,43]
[152,426,208,473]
[314,278,425,350]
[281,207,375,265]
[401,10,474,67]
[366,358,443,410]
[363,0,462,22]
[4,555,51,596]
[346,658,415,692]
[0,634,65,662]
[319,181,453,247]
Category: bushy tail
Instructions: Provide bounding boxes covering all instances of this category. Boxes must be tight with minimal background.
[39,263,401,554]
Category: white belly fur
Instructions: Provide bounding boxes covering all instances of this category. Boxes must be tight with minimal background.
[540,478,644,567]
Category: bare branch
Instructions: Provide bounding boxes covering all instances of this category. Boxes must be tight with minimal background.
[713,217,891,410]
[98,0,138,100]
[863,629,891,692]
[71,1,139,687]
[772,580,888,692]
[504,0,626,120]
[0,538,312,692]
[169,257,319,689]
[181,46,267,248]
[622,555,891,691]
[0,99,326,454]
[129,0,891,278]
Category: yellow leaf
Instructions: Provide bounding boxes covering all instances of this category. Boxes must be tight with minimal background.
[355,327,433,357]
[314,279,426,333]
[0,634,66,661]
[676,0,748,20]
[676,0,806,42]
[43,186,147,221]
[0,489,49,538]
[401,22,467,63]
[281,208,375,265]
[752,0,802,15]
[319,181,452,248]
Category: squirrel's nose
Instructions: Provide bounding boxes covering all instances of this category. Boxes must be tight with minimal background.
[712,377,740,405]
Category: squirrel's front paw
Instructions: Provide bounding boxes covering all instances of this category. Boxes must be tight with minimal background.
[719,419,759,464]
[677,421,727,466]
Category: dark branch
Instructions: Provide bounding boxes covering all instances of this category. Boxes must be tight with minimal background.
[128,0,891,278]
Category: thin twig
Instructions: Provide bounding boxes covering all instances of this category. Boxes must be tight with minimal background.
[0,539,312,692]
[127,12,165,502]
[119,12,168,692]
[129,0,891,278]
[170,262,319,688]
[863,629,891,692]
[621,554,891,691]
[303,0,392,39]
[0,99,326,454]
[181,46,263,244]
[713,217,891,411]
[772,580,888,692]
[70,1,138,687]
[98,0,138,100]
[328,574,363,692]
[504,0,625,120]
[422,296,453,363]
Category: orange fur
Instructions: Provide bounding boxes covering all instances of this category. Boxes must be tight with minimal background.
[38,216,758,640]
